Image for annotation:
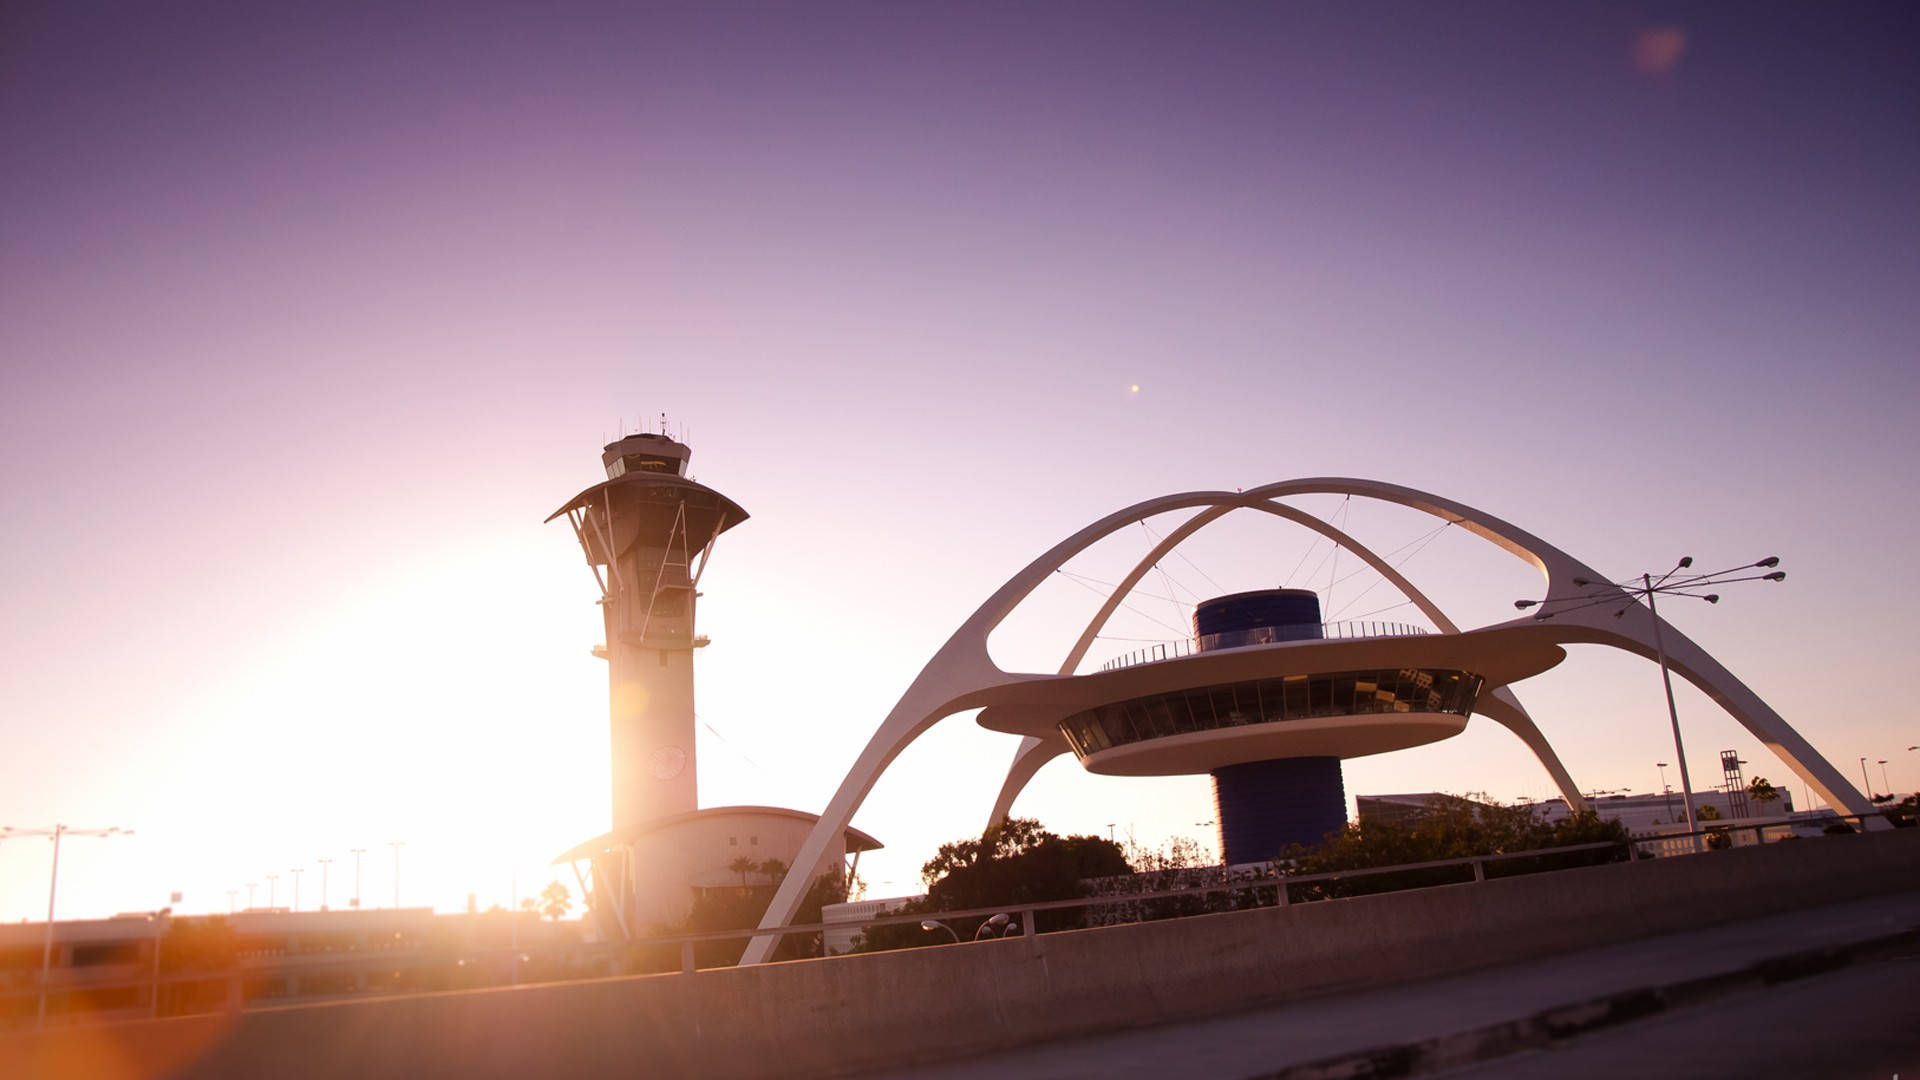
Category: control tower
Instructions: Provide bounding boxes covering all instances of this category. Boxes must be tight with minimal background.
[546,431,748,832]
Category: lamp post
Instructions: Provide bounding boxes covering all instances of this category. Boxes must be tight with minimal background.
[920,919,959,944]
[290,868,304,913]
[267,874,278,909]
[1878,760,1891,799]
[1,824,132,1029]
[1656,762,1674,822]
[350,848,366,909]
[1860,757,1873,799]
[1517,555,1785,852]
[389,841,405,909]
[246,882,257,909]
[974,913,1019,940]
[317,858,333,911]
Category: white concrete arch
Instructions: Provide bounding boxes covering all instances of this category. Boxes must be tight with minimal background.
[739,479,1878,966]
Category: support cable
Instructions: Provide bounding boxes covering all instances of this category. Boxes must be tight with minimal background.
[1052,569,1190,635]
[1329,520,1454,621]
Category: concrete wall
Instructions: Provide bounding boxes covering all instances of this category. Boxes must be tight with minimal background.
[7,829,1918,1079]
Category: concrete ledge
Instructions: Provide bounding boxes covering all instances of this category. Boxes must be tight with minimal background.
[6,829,1917,1079]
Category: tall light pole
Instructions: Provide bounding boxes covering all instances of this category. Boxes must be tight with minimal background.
[389,841,405,909]
[290,868,304,913]
[1,824,131,1029]
[1518,555,1785,852]
[246,882,257,909]
[1878,760,1891,799]
[317,857,333,911]
[1656,762,1673,822]
[350,848,366,909]
[267,874,279,910]
[1860,757,1873,798]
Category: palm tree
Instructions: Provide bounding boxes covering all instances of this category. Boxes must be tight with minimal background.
[729,856,756,889]
[1747,776,1781,810]
[757,858,789,886]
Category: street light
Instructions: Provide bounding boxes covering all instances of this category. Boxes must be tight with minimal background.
[290,868,304,913]
[389,841,405,909]
[1,824,132,1029]
[317,857,333,911]
[1656,763,1673,822]
[246,882,257,909]
[1516,555,1785,850]
[920,919,959,944]
[1861,757,1873,799]
[267,874,279,909]
[1878,760,1891,799]
[974,913,1013,940]
[350,848,367,909]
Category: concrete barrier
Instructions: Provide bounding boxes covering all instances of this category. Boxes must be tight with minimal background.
[6,829,1917,1079]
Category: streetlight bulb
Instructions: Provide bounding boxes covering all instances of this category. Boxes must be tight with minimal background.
[1703,595,1720,604]
[1764,571,1786,582]
[1677,556,1693,569]
[1571,577,1592,587]
[1755,556,1780,568]
[1514,600,1537,609]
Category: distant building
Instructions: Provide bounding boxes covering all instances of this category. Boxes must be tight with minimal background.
[1,906,584,1029]
[1356,789,1803,858]
[819,895,924,956]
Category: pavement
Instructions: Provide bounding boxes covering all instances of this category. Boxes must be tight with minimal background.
[858,889,1920,1080]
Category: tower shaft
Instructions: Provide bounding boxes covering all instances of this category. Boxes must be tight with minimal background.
[594,497,701,829]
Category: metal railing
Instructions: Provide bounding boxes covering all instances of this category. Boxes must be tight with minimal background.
[2,813,1897,1030]
[1099,621,1430,672]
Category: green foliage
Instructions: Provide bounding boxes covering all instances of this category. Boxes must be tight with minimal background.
[854,818,1132,952]
[1281,795,1629,900]
[1747,776,1780,805]
[1697,804,1723,821]
[538,880,571,921]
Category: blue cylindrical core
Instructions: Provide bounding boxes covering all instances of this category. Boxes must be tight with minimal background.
[1211,756,1348,864]
[1194,589,1323,652]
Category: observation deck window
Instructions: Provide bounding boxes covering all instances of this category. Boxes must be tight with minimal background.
[1056,667,1485,762]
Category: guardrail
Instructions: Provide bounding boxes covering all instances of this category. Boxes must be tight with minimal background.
[1099,621,1431,672]
[3,814,1897,1030]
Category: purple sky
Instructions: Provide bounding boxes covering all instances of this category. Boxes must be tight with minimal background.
[4,3,1917,918]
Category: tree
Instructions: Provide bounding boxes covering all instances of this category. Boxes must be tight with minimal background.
[1281,795,1629,900]
[756,858,789,886]
[539,880,571,921]
[1697,804,1723,821]
[1747,776,1780,809]
[729,855,756,888]
[856,818,1131,951]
